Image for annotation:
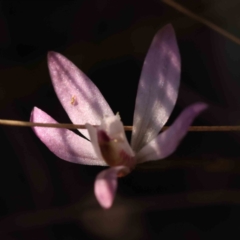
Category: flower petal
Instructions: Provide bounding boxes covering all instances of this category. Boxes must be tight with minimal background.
[86,116,135,168]
[48,51,114,139]
[131,24,181,152]
[100,115,135,161]
[136,103,207,163]
[85,123,105,162]
[31,107,107,166]
[94,166,130,209]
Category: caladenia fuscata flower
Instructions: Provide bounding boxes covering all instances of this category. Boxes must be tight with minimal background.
[31,24,207,209]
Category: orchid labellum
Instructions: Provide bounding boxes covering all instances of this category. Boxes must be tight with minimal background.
[31,24,207,209]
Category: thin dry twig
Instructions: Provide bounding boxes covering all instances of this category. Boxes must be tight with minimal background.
[0,119,240,131]
[162,0,240,45]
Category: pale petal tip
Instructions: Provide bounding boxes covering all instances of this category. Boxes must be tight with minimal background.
[94,166,129,209]
[30,107,45,135]
[30,106,44,120]
[47,51,57,59]
[30,106,38,122]
[94,181,114,209]
[97,195,113,209]
[47,51,64,65]
[155,23,175,39]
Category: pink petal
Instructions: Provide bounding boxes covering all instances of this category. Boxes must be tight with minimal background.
[85,123,105,162]
[31,107,107,166]
[94,166,130,209]
[131,24,181,152]
[136,103,207,163]
[48,51,114,139]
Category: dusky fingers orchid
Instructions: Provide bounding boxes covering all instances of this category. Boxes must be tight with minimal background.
[31,24,207,209]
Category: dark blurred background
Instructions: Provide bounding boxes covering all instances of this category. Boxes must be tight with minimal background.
[0,0,240,239]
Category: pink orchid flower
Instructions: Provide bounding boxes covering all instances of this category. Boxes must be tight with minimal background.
[31,24,207,209]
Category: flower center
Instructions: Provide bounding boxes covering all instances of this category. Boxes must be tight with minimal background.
[97,130,136,170]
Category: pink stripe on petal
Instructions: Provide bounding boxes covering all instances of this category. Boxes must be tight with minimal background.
[48,51,114,139]
[31,107,107,166]
[136,103,207,163]
[131,24,181,152]
[94,166,130,209]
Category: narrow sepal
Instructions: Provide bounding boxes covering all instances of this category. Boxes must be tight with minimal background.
[94,166,130,208]
[31,107,107,166]
[136,103,207,163]
[48,51,114,139]
[131,24,181,151]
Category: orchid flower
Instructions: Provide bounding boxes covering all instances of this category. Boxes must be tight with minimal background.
[31,24,207,209]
